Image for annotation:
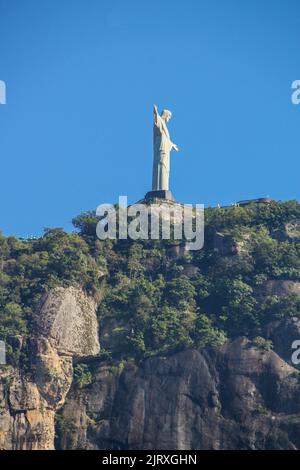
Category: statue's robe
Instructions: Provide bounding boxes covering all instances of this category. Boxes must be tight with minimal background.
[152,113,173,191]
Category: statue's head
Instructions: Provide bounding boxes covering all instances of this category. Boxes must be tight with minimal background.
[161,109,172,123]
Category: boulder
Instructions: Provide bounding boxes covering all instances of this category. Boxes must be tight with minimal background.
[35,286,100,357]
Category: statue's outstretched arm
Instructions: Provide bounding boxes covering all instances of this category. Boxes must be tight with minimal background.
[153,104,161,129]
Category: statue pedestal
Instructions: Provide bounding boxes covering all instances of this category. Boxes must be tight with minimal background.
[144,190,175,202]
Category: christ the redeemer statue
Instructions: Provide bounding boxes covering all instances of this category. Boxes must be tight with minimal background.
[152,104,179,192]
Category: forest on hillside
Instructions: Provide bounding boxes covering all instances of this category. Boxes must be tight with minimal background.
[1,200,300,369]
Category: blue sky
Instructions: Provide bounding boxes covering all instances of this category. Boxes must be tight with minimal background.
[0,0,299,236]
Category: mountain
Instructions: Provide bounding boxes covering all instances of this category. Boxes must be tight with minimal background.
[1,200,300,449]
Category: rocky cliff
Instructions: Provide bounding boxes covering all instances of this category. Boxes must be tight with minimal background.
[57,335,300,450]
[1,285,300,450]
[0,286,100,450]
[1,202,300,450]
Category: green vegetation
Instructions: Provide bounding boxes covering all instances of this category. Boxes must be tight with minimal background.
[73,364,93,388]
[253,336,273,351]
[1,200,300,366]
[55,413,76,435]
[0,228,103,365]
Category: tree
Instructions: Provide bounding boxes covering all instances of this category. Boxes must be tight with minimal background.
[194,314,227,349]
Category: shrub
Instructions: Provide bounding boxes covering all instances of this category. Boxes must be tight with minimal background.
[253,336,273,351]
[73,364,93,388]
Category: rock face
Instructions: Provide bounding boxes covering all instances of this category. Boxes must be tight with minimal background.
[260,280,300,298]
[0,287,100,450]
[273,220,300,242]
[1,285,300,450]
[35,286,100,357]
[265,316,300,364]
[57,338,300,450]
[285,220,300,241]
[213,232,250,256]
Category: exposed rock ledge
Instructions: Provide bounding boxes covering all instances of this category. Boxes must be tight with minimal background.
[0,287,100,450]
[34,286,100,357]
[260,280,300,298]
